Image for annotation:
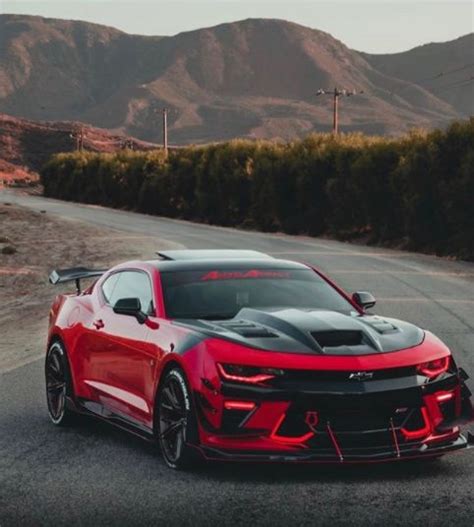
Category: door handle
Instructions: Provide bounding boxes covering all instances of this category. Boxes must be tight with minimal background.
[93,319,105,330]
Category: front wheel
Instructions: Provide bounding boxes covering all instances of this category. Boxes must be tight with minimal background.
[45,341,77,426]
[156,368,200,470]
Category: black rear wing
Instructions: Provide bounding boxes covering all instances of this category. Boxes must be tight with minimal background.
[49,267,106,294]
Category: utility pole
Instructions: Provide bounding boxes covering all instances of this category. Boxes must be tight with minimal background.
[120,139,134,150]
[70,125,84,151]
[316,88,363,134]
[162,108,168,157]
[152,105,174,155]
[79,126,84,151]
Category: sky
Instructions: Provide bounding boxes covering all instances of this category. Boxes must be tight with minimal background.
[1,0,472,53]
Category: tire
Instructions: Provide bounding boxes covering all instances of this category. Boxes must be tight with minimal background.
[45,341,78,426]
[156,367,200,470]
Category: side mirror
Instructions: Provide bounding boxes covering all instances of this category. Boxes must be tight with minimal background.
[352,291,376,310]
[113,297,148,324]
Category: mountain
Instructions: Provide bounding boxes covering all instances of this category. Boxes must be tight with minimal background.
[0,14,469,143]
[363,34,474,117]
[0,113,157,186]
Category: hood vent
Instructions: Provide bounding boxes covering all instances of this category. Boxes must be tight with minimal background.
[311,330,364,349]
[362,317,399,335]
[218,320,279,339]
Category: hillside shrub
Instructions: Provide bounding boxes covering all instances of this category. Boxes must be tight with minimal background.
[41,118,474,260]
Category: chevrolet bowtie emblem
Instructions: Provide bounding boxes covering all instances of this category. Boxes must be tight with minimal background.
[349,371,374,381]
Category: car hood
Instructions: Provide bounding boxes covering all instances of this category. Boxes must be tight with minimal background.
[175,307,425,355]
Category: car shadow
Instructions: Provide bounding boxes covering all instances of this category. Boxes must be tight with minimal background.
[196,456,450,484]
[73,415,467,484]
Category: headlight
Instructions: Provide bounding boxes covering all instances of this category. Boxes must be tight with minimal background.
[217,363,284,384]
[417,356,450,378]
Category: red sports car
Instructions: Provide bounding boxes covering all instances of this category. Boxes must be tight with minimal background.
[46,250,473,469]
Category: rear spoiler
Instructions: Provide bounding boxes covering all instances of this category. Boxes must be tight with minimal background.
[49,267,106,294]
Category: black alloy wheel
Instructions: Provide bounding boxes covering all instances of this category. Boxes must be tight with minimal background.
[45,342,76,425]
[157,368,199,469]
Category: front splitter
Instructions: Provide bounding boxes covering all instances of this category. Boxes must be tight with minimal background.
[199,434,471,464]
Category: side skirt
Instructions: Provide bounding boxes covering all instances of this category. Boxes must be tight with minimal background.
[72,397,155,442]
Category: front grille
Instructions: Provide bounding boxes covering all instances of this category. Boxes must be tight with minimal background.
[279,404,409,434]
[320,408,399,431]
[272,393,428,451]
[268,367,419,395]
[272,366,417,386]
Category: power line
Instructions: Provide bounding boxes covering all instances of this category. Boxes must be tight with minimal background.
[431,75,474,92]
[415,62,474,85]
[387,62,474,97]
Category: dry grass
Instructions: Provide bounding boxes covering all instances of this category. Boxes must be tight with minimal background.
[0,203,179,372]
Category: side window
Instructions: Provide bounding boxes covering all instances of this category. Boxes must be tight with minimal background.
[109,271,154,315]
[101,273,120,304]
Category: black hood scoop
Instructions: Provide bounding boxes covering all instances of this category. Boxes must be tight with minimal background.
[175,308,425,356]
[312,330,364,348]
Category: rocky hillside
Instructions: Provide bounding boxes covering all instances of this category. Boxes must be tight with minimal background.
[362,33,474,118]
[0,113,157,186]
[0,14,469,143]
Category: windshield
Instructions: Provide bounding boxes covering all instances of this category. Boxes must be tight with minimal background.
[161,268,355,319]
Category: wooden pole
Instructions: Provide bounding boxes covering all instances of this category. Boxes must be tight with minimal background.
[163,108,168,156]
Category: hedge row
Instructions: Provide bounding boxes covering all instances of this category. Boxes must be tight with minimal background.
[41,119,474,260]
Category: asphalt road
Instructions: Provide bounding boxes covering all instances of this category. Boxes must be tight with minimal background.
[1,189,473,526]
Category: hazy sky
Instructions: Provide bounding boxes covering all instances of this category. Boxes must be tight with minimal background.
[1,0,473,53]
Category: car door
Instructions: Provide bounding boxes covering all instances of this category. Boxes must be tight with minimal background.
[84,269,157,428]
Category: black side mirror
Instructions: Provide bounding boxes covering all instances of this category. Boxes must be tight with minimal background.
[352,291,376,310]
[113,297,147,324]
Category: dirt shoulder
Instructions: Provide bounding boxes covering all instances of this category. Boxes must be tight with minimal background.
[0,203,181,373]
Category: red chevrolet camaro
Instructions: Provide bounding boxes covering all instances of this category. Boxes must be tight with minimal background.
[45,250,473,469]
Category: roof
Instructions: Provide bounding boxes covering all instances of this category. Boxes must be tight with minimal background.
[149,250,307,272]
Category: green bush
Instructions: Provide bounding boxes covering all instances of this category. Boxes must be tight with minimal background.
[40,118,474,260]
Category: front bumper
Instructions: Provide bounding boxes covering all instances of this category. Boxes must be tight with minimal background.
[195,366,474,462]
[199,433,472,463]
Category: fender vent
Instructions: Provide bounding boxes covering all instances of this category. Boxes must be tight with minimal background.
[311,330,363,349]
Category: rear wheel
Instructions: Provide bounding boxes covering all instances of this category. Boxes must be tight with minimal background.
[45,341,77,426]
[156,368,200,470]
